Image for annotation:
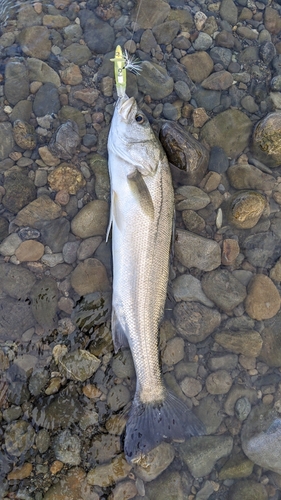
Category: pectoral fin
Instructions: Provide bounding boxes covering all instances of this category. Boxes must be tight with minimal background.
[111,306,129,352]
[127,170,154,218]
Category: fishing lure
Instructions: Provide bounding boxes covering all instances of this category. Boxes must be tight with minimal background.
[110,45,141,98]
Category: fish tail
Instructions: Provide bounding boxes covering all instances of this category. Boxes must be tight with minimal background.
[124,390,205,463]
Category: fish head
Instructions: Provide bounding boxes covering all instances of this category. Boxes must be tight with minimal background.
[109,96,163,176]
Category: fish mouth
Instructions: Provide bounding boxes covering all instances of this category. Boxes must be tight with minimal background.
[118,96,137,122]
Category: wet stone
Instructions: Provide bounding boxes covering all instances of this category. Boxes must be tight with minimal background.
[59,106,86,136]
[87,455,132,487]
[259,311,281,367]
[72,291,111,333]
[229,480,268,500]
[33,82,60,117]
[30,277,58,332]
[62,241,80,264]
[40,218,70,253]
[82,13,115,54]
[0,297,35,342]
[0,122,14,161]
[57,349,100,382]
[172,274,214,307]
[26,58,61,87]
[0,263,36,300]
[175,186,210,211]
[29,369,49,397]
[152,20,180,45]
[215,330,263,357]
[14,195,62,227]
[7,462,33,481]
[90,434,121,464]
[202,269,246,312]
[242,231,281,269]
[49,121,81,160]
[0,217,9,243]
[3,406,23,423]
[4,420,35,457]
[227,164,275,191]
[174,301,221,343]
[194,396,223,435]
[218,452,254,480]
[71,200,109,238]
[107,384,131,411]
[242,404,281,474]
[180,376,202,397]
[54,430,81,465]
[3,170,36,213]
[137,61,174,100]
[32,387,83,430]
[245,274,280,321]
[35,429,50,454]
[162,337,185,366]
[205,369,233,395]
[48,163,86,195]
[180,51,214,83]
[71,258,110,296]
[179,435,233,477]
[44,467,98,500]
[13,120,36,150]
[110,480,138,500]
[235,397,252,422]
[0,233,21,257]
[77,236,102,260]
[226,191,267,230]
[112,349,135,379]
[18,26,51,60]
[135,443,175,482]
[175,230,221,271]
[252,112,281,168]
[4,60,29,106]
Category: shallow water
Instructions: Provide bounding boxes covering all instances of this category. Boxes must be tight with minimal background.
[1,0,281,499]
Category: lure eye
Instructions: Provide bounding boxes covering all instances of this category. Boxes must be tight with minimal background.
[135,114,145,123]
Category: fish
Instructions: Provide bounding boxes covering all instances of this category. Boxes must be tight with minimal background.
[107,94,205,463]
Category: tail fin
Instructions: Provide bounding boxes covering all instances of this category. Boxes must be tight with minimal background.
[124,391,205,463]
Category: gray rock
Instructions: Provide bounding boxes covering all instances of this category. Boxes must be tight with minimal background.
[3,170,36,213]
[4,60,29,105]
[77,236,102,260]
[145,471,184,500]
[90,434,121,464]
[62,241,80,264]
[163,102,180,121]
[137,61,174,99]
[224,385,258,417]
[135,443,175,482]
[30,277,58,332]
[193,88,221,112]
[194,396,223,435]
[202,269,247,312]
[172,274,214,307]
[0,233,22,257]
[3,406,23,423]
[88,154,110,201]
[210,47,232,68]
[33,82,60,117]
[13,354,38,378]
[29,369,49,396]
[0,263,36,300]
[175,230,221,271]
[49,120,81,160]
[82,13,114,54]
[26,58,61,86]
[112,349,135,379]
[72,291,111,333]
[220,0,238,24]
[54,430,81,465]
[0,297,35,342]
[242,232,281,269]
[10,100,32,123]
[32,386,83,430]
[179,435,233,477]
[176,186,210,211]
[107,384,131,411]
[174,80,191,101]
[228,480,268,500]
[174,301,221,343]
[58,105,86,136]
[58,349,101,382]
[40,218,70,253]
[242,404,281,474]
[0,217,9,243]
[152,21,180,45]
[41,253,64,267]
[235,397,251,421]
[0,122,14,161]
[36,429,50,454]
[193,32,213,51]
[4,420,35,457]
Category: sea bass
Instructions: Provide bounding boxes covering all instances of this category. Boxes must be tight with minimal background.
[107,95,204,463]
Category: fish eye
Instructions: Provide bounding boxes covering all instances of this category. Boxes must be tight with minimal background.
[135,114,145,123]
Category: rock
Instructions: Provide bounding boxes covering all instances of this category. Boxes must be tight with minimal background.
[252,112,281,168]
[222,239,240,265]
[202,269,246,312]
[43,467,98,500]
[220,0,238,24]
[226,191,267,230]
[0,217,9,243]
[4,421,35,457]
[0,297,34,341]
[109,480,138,500]
[88,154,110,201]
[107,384,131,411]
[245,274,280,321]
[87,455,132,487]
[32,386,83,430]
[193,32,212,51]
[201,109,252,158]
[30,277,58,332]
[152,20,180,45]
[218,452,254,480]
[48,163,85,194]
[202,70,233,90]
[72,292,111,333]
[57,349,100,382]
[60,64,83,86]
[40,218,70,253]
[137,61,173,99]
[13,119,36,150]
[242,404,281,475]
[243,231,281,269]
[174,80,191,101]
[172,274,214,307]
[18,26,51,60]
[0,122,14,161]
[206,369,232,395]
[70,258,110,296]
[54,430,81,466]
[14,195,62,227]
[131,0,170,29]
[90,434,121,464]
[7,463,33,481]
[4,60,29,105]
[215,330,263,357]
[15,240,44,262]
[224,385,258,417]
[77,236,102,260]
[175,230,221,271]
[180,52,214,83]
[235,397,252,422]
[208,354,238,372]
[0,233,21,257]
[229,480,268,500]
[41,253,64,267]
[194,396,224,435]
[160,122,209,186]
[112,350,135,379]
[61,42,92,65]
[179,435,233,477]
[43,14,70,28]
[175,186,210,211]
[180,377,202,397]
[26,58,61,86]
[49,121,81,160]
[162,337,185,366]
[227,163,275,191]
[58,106,86,136]
[264,6,281,35]
[33,82,60,117]
[71,200,109,238]
[259,311,281,367]
[3,169,36,213]
[135,443,175,482]
[0,263,36,300]
[174,301,221,343]
[82,14,115,54]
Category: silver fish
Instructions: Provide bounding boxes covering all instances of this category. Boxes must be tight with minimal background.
[107,95,204,463]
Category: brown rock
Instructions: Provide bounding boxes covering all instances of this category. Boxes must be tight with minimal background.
[54,0,70,8]
[73,88,100,105]
[270,257,281,282]
[13,120,36,150]
[48,163,86,195]
[14,195,62,227]
[180,377,202,397]
[70,258,110,296]
[8,462,32,480]
[206,369,233,395]
[131,0,170,29]
[180,51,214,83]
[71,200,109,238]
[201,70,233,90]
[215,30,235,48]
[60,64,82,86]
[264,6,281,35]
[87,455,132,487]
[226,190,267,229]
[50,460,64,475]
[38,146,60,167]
[222,239,240,265]
[192,107,209,128]
[44,467,98,500]
[109,480,138,500]
[227,163,275,191]
[15,240,44,262]
[43,15,70,28]
[245,274,280,320]
[18,26,51,60]
[55,190,70,206]
[215,330,263,357]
